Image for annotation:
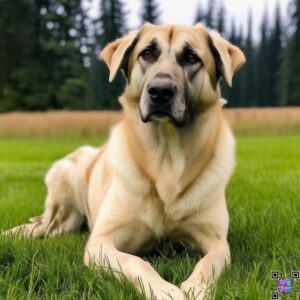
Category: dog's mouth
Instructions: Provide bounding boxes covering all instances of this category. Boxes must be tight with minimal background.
[141,109,186,127]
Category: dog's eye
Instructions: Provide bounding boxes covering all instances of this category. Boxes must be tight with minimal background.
[186,53,199,64]
[183,50,201,65]
[140,49,154,61]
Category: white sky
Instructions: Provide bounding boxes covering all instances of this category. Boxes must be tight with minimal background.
[89,0,290,40]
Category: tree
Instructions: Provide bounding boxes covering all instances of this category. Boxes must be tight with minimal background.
[269,4,283,106]
[241,11,256,107]
[91,0,127,109]
[229,20,237,44]
[205,0,216,29]
[236,26,244,48]
[141,0,161,24]
[50,0,90,109]
[0,0,34,111]
[280,0,300,106]
[256,8,270,106]
[217,2,226,35]
[194,3,206,24]
[0,0,90,111]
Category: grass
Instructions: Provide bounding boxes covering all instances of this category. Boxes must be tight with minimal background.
[0,135,299,299]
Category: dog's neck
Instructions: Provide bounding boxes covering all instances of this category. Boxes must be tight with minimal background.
[120,96,225,191]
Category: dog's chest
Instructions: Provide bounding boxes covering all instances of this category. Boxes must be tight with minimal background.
[152,126,186,203]
[124,165,188,237]
[155,165,183,205]
[135,192,182,237]
[140,163,189,236]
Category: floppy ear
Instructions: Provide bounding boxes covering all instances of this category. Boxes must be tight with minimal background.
[100,30,139,82]
[208,30,246,87]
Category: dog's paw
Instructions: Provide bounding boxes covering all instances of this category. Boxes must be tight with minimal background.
[149,282,185,300]
[180,279,207,300]
[153,289,185,300]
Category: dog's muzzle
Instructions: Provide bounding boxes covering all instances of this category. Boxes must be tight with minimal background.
[141,76,186,126]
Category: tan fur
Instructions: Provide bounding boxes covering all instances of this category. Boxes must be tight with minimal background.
[85,146,106,182]
[3,24,245,300]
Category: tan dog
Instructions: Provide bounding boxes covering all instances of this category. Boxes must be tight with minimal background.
[4,23,245,299]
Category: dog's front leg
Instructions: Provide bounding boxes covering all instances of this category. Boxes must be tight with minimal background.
[180,238,230,299]
[84,220,184,300]
[180,197,230,299]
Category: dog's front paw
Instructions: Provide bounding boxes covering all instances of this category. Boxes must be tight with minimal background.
[180,278,207,300]
[149,281,185,300]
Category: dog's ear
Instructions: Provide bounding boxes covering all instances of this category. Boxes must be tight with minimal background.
[207,30,246,87]
[100,30,139,82]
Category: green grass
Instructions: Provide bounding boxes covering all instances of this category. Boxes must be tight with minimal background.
[0,135,299,299]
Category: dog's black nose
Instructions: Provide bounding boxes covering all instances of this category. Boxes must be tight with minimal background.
[148,78,176,104]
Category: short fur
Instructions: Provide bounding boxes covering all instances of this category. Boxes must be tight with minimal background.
[3,23,245,300]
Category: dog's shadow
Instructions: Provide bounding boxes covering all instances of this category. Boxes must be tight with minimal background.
[138,238,201,284]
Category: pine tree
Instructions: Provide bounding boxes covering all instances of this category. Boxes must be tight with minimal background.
[217,2,226,35]
[95,0,127,46]
[236,26,244,48]
[280,0,300,106]
[91,0,127,109]
[269,4,283,106]
[0,0,90,111]
[241,11,256,107]
[141,0,160,25]
[205,0,216,29]
[229,20,237,44]
[0,0,34,111]
[256,8,270,106]
[52,0,90,109]
[194,3,205,24]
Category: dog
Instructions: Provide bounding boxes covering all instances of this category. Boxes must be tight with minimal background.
[3,23,245,299]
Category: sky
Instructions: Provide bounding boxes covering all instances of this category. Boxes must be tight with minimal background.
[89,0,290,41]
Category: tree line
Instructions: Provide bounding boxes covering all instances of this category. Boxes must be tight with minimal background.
[0,0,299,111]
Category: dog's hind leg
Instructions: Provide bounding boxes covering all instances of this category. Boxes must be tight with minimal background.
[3,204,84,238]
[2,148,95,238]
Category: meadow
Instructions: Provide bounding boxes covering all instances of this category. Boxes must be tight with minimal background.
[0,111,299,299]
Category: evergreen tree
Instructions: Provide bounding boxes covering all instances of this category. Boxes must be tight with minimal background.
[0,0,90,111]
[256,8,270,106]
[217,2,226,35]
[280,0,300,106]
[141,0,161,24]
[194,3,205,24]
[50,0,90,109]
[229,20,237,44]
[269,4,283,106]
[241,11,256,106]
[236,26,244,48]
[0,0,34,111]
[205,0,216,29]
[91,0,127,109]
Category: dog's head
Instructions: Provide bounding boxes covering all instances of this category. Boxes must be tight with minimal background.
[101,23,245,127]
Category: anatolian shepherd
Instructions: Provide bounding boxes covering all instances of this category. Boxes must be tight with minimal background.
[4,23,245,299]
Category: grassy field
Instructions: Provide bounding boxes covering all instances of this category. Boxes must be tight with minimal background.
[0,134,299,299]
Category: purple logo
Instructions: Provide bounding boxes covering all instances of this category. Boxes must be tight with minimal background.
[278,279,292,293]
[271,270,300,299]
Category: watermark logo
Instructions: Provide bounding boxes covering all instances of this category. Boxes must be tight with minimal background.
[271,271,300,299]
[278,279,291,293]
